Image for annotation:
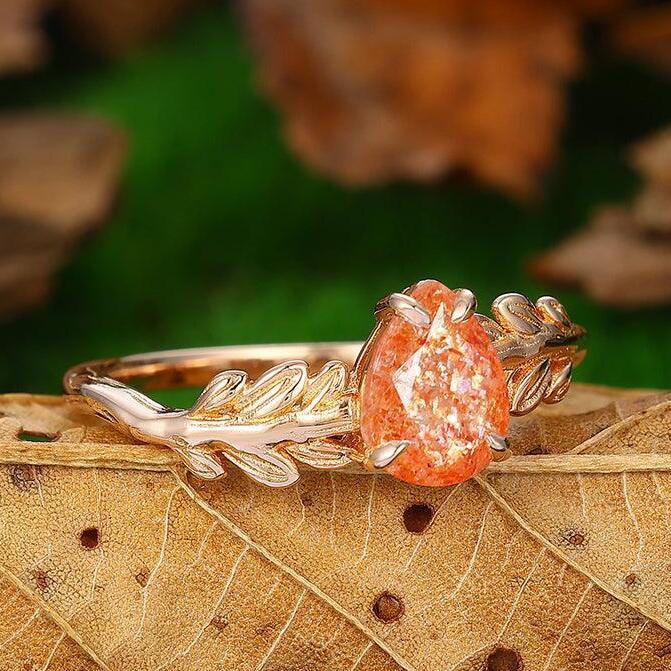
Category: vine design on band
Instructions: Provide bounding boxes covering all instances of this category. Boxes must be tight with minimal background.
[78,360,358,486]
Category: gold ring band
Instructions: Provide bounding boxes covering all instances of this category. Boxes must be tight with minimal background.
[64,279,585,489]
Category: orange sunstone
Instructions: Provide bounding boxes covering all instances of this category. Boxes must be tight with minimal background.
[360,280,509,486]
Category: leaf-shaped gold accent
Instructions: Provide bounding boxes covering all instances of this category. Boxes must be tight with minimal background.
[172,441,227,480]
[236,361,308,421]
[509,358,553,415]
[188,370,247,419]
[73,359,358,486]
[475,314,507,342]
[83,375,166,419]
[220,445,300,487]
[481,293,584,414]
[492,293,544,335]
[545,360,573,404]
[300,361,347,413]
[285,440,352,469]
[536,295,572,328]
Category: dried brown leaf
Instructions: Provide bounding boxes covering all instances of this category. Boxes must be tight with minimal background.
[1,384,671,668]
[611,4,671,76]
[0,0,52,74]
[242,0,637,198]
[630,126,671,190]
[530,206,671,307]
[0,112,126,320]
[59,0,203,55]
[0,113,126,234]
[242,0,599,197]
[531,122,671,307]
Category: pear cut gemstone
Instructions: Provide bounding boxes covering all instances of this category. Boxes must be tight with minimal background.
[361,280,509,486]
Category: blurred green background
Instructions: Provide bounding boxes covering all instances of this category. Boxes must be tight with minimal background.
[2,6,670,395]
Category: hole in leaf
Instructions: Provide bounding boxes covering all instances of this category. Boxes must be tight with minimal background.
[79,527,100,550]
[372,592,404,623]
[18,430,58,442]
[403,503,434,534]
[486,647,522,671]
[210,614,229,632]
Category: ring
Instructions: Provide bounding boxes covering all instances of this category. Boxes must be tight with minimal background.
[63,280,586,488]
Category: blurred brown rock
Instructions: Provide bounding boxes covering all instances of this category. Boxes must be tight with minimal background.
[531,127,671,307]
[0,113,126,319]
[242,0,633,198]
[59,0,203,55]
[0,0,53,73]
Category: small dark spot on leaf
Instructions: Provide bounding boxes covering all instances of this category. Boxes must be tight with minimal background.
[135,569,149,587]
[32,569,51,592]
[254,620,278,638]
[656,642,671,658]
[403,503,435,534]
[18,430,57,442]
[79,527,100,550]
[527,446,546,455]
[625,573,640,589]
[372,592,404,623]
[9,464,41,492]
[569,532,585,546]
[300,493,314,507]
[210,614,228,632]
[486,646,522,671]
[559,526,589,550]
[624,613,645,630]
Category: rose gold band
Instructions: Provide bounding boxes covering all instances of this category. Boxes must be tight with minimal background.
[64,342,364,393]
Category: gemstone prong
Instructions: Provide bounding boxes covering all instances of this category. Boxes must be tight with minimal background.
[368,440,410,469]
[487,433,509,453]
[377,292,431,329]
[450,288,477,324]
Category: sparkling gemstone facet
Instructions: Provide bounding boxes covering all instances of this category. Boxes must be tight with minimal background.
[360,280,509,486]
